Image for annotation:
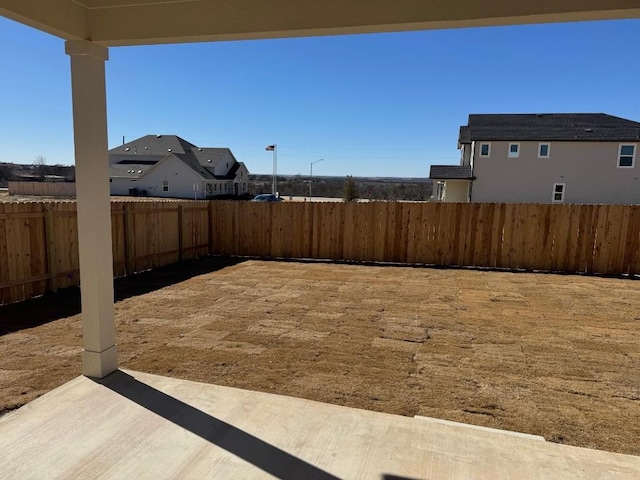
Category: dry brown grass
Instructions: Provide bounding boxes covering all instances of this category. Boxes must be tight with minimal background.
[1,258,639,455]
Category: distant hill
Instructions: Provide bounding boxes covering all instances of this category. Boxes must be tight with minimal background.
[249,174,432,201]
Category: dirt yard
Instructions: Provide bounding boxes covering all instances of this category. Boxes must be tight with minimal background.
[1,258,639,455]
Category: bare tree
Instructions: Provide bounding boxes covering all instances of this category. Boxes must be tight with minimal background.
[33,155,47,180]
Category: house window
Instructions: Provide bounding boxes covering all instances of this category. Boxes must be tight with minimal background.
[479,143,491,157]
[508,143,520,158]
[162,180,169,192]
[552,183,565,203]
[538,143,550,158]
[618,144,636,168]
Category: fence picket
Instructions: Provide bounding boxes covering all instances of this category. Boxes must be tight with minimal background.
[551,205,570,272]
[586,205,601,274]
[0,203,9,304]
[626,205,640,276]
[604,205,626,275]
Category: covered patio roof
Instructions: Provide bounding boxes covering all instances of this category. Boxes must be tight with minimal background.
[2,1,640,46]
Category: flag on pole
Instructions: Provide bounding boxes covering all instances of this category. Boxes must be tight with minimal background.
[265,145,276,151]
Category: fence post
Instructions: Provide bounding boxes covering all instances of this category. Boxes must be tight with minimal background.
[178,204,184,262]
[44,203,58,293]
[208,201,214,256]
[124,203,136,275]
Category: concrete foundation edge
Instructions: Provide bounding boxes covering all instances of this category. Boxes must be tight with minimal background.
[414,415,546,441]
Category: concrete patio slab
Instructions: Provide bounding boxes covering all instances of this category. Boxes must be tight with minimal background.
[1,369,639,479]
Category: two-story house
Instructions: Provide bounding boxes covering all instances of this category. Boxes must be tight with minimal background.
[430,113,640,204]
[109,135,249,199]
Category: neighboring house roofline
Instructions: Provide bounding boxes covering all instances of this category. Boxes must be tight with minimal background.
[429,165,474,180]
[110,135,199,156]
[459,113,640,143]
[458,126,471,146]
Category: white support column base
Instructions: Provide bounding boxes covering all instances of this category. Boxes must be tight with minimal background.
[83,346,119,379]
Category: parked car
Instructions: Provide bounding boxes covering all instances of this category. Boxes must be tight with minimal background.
[251,194,282,202]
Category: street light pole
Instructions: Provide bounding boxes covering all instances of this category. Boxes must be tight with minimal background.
[310,158,324,200]
[265,144,277,195]
[272,145,278,195]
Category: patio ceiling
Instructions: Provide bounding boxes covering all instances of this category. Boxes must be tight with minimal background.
[1,0,640,46]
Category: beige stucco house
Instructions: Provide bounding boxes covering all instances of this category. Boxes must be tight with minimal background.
[431,113,640,204]
[109,135,249,199]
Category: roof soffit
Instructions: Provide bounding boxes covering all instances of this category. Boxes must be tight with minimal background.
[0,0,87,40]
[2,1,640,46]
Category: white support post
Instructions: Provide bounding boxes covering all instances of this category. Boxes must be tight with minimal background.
[65,40,118,378]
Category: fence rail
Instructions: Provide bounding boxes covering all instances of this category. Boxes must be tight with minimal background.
[1,200,639,306]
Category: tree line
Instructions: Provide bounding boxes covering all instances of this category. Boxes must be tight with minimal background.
[0,159,75,187]
[249,174,433,201]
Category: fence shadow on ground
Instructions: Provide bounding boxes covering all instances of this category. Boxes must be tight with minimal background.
[0,256,244,336]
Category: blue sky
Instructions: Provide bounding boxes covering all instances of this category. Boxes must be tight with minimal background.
[1,17,640,177]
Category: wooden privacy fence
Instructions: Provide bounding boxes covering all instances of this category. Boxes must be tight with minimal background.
[8,181,76,197]
[1,200,639,306]
[212,201,640,276]
[0,201,210,305]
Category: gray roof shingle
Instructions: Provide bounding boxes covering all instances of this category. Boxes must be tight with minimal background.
[109,162,154,179]
[429,165,473,180]
[110,135,198,156]
[459,113,640,143]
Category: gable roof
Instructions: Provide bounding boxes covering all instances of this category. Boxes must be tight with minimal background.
[459,113,640,143]
[110,135,199,156]
[109,135,246,181]
[193,147,232,165]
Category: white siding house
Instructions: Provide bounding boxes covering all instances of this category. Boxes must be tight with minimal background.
[109,135,249,199]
